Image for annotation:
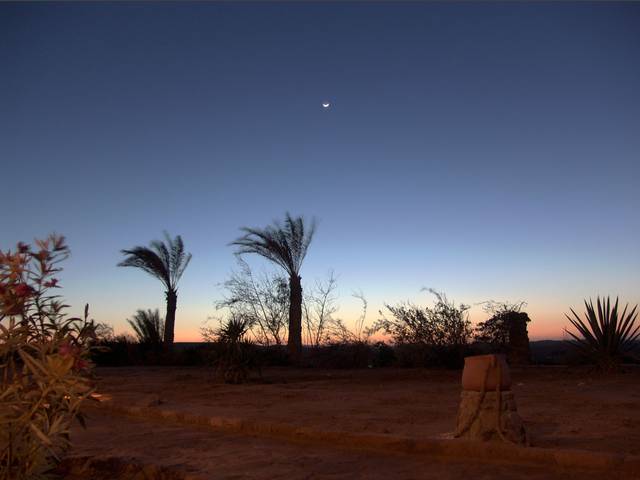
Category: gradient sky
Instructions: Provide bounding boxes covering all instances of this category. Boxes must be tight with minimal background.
[2,2,639,341]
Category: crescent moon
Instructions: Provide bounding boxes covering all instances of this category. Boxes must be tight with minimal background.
[322,103,330,108]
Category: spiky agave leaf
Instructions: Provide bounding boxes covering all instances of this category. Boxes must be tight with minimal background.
[565,296,640,370]
[217,315,250,343]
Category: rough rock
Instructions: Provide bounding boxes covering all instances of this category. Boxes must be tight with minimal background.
[508,312,532,365]
[455,390,527,445]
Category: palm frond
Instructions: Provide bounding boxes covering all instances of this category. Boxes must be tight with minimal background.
[230,212,316,277]
[127,309,164,345]
[118,232,191,292]
[118,247,171,289]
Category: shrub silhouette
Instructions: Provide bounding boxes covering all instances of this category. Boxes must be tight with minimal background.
[372,289,472,368]
[203,315,259,384]
[127,309,164,345]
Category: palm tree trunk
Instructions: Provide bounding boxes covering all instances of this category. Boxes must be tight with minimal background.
[164,289,177,346]
[288,275,303,364]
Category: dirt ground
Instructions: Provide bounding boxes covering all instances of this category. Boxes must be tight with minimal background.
[65,365,640,479]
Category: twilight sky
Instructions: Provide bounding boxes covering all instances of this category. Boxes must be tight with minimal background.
[1,2,639,341]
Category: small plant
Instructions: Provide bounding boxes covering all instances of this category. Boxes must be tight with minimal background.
[127,309,164,346]
[565,296,639,371]
[202,315,258,383]
[1,235,96,479]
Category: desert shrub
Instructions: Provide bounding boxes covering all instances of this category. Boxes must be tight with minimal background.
[202,315,260,383]
[127,309,164,346]
[91,338,214,367]
[0,235,96,479]
[302,271,339,347]
[91,334,141,366]
[124,308,166,364]
[255,344,290,366]
[303,290,379,369]
[216,258,289,346]
[371,289,472,368]
[305,342,374,369]
[391,343,471,369]
[370,341,396,367]
[565,296,639,371]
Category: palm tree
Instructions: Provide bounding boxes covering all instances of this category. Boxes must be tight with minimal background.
[118,232,192,346]
[127,308,164,345]
[230,213,316,363]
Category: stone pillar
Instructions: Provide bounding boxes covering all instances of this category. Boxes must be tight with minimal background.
[455,390,527,444]
[508,312,531,365]
[455,354,527,445]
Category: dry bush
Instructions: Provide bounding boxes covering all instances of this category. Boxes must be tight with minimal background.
[216,258,289,347]
[0,235,96,479]
[373,289,472,348]
[371,289,472,368]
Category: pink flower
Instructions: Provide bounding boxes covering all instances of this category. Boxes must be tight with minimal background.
[58,341,76,357]
[73,358,90,371]
[59,341,90,371]
[13,283,34,297]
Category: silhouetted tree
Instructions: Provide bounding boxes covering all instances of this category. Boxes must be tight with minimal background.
[475,301,531,364]
[303,270,339,347]
[216,258,290,346]
[230,213,316,363]
[127,308,164,345]
[118,232,192,346]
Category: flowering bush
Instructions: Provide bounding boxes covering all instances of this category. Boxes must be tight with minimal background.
[0,234,97,480]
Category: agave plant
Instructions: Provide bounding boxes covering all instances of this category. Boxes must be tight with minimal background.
[208,315,257,384]
[565,296,640,371]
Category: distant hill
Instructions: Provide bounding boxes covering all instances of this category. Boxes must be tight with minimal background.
[530,340,576,364]
[530,339,640,365]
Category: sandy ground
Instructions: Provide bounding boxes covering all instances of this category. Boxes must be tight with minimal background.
[64,365,640,479]
[67,411,607,480]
